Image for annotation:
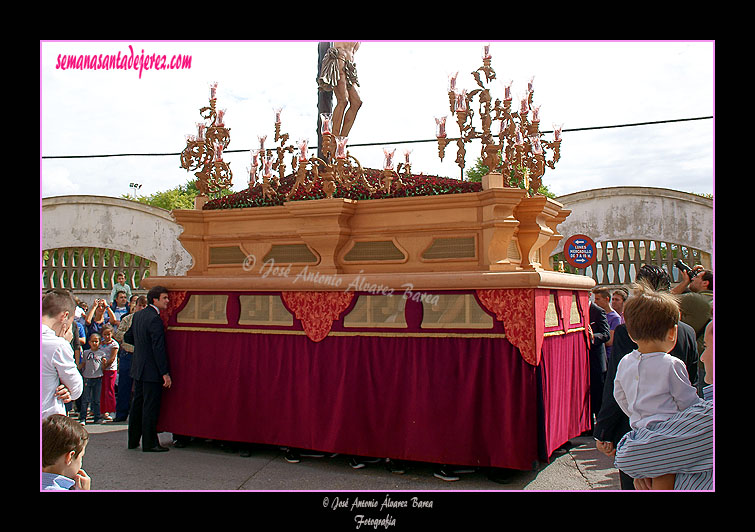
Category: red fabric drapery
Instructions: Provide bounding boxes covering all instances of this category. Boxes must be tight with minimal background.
[475,288,550,366]
[160,290,188,329]
[159,330,543,469]
[280,291,354,342]
[154,288,591,469]
[539,332,592,457]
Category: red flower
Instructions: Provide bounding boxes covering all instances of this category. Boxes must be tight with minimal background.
[203,169,481,210]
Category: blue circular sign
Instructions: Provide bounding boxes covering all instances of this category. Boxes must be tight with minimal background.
[564,234,597,268]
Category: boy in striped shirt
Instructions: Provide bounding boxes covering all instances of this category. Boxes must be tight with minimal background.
[614,305,713,490]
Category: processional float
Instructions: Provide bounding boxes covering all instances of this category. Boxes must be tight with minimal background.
[155,43,594,471]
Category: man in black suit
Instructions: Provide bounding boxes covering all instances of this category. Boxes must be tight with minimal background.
[587,301,611,428]
[125,285,172,452]
[594,265,698,489]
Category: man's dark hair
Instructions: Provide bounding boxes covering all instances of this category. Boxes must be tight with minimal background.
[635,264,671,292]
[699,270,713,291]
[146,285,169,306]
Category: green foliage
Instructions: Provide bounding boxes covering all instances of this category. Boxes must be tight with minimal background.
[465,157,556,199]
[122,179,197,210]
[124,179,231,210]
[465,158,490,183]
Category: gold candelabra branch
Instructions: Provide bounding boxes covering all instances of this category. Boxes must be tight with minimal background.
[180,88,233,201]
[273,120,295,187]
[437,50,562,196]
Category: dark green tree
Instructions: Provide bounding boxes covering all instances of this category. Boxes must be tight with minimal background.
[465,156,556,199]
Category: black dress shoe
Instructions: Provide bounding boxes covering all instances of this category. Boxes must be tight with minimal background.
[172,440,187,448]
[487,467,515,484]
[143,445,169,452]
[128,443,139,449]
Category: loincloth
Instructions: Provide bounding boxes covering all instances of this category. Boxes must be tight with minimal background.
[317,47,359,91]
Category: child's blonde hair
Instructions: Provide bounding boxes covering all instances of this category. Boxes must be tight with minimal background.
[623,280,680,342]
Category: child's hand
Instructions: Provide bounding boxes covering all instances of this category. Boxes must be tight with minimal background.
[54,384,72,403]
[594,440,615,456]
[63,324,74,343]
[75,469,91,490]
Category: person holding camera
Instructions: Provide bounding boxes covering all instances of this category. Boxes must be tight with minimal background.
[84,297,116,349]
[671,261,713,395]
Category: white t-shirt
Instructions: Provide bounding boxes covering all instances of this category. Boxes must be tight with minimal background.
[41,324,84,419]
[614,349,701,430]
[101,339,119,371]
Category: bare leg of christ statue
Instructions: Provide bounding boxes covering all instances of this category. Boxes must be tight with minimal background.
[318,42,362,138]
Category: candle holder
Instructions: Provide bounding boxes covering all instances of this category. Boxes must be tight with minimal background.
[180,89,233,201]
[437,49,562,195]
[378,148,408,194]
[272,112,295,188]
[287,130,376,200]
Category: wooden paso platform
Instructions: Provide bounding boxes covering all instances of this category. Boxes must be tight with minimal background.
[142,180,596,470]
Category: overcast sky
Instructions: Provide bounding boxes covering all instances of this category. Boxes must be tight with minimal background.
[40,40,714,201]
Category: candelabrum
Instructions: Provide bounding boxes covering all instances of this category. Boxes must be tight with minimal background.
[248,108,298,201]
[436,49,562,196]
[276,113,376,200]
[180,82,234,199]
[379,148,412,194]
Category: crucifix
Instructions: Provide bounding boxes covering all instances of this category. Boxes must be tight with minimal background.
[317,41,362,159]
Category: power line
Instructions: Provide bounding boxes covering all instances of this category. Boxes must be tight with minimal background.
[41,115,713,160]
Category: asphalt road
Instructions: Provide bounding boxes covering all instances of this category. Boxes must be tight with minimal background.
[71,421,620,492]
[42,421,622,525]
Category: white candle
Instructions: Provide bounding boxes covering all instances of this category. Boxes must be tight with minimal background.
[530,136,542,154]
[520,95,529,115]
[455,89,467,113]
[435,116,447,138]
[320,113,332,135]
[297,139,308,161]
[448,72,458,92]
[383,148,396,170]
[335,136,348,159]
